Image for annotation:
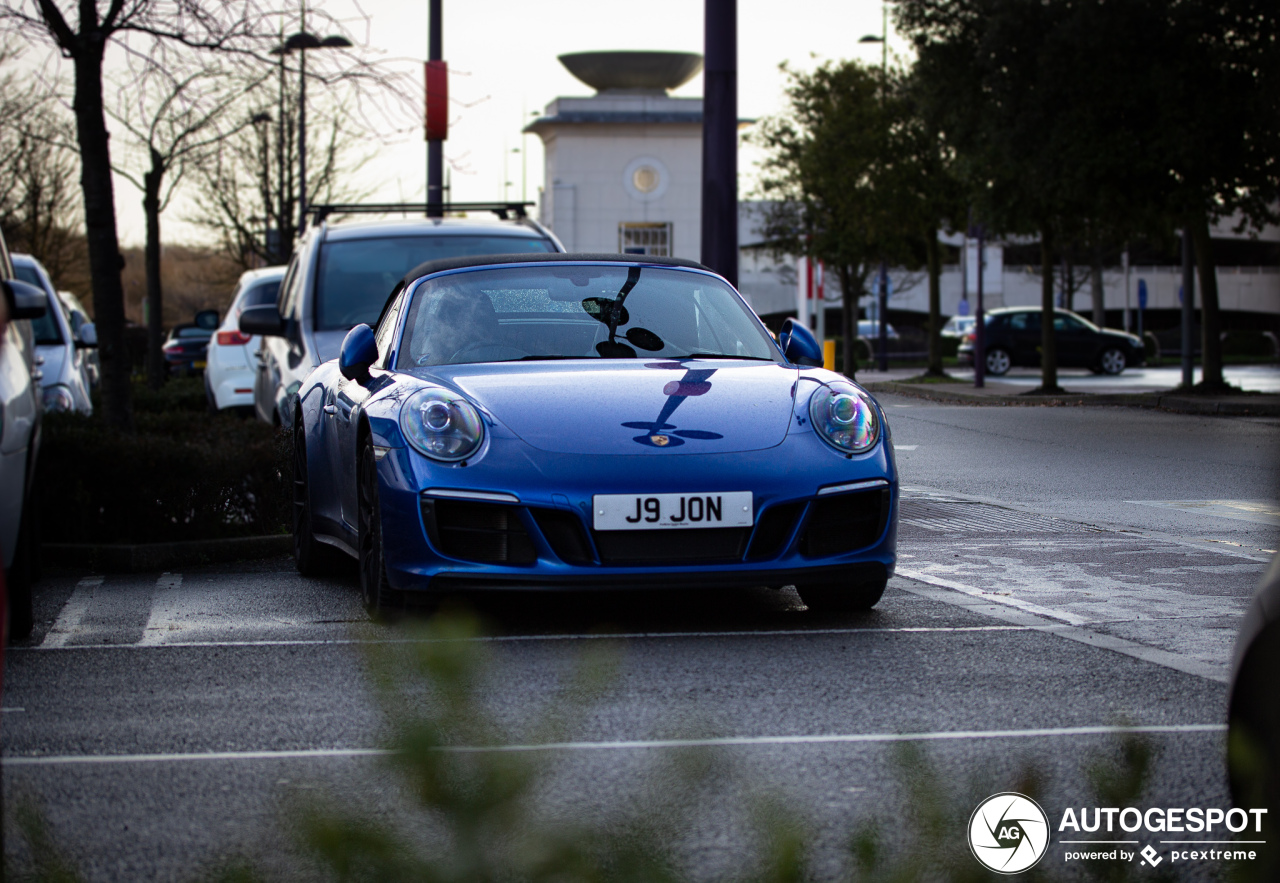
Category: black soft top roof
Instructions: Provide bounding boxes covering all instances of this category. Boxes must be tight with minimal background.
[375,252,715,332]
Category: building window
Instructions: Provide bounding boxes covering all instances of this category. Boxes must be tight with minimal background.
[619,222,672,256]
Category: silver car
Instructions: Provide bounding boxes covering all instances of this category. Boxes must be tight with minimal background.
[13,254,96,414]
[1,238,49,639]
[241,214,563,428]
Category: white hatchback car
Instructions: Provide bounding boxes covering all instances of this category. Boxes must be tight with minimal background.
[206,266,286,412]
[13,254,96,414]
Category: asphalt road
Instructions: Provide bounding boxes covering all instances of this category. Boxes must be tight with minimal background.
[4,395,1278,881]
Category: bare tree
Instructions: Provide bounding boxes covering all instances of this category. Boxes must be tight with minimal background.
[189,86,373,270]
[108,51,267,388]
[0,1,278,430]
[0,42,87,289]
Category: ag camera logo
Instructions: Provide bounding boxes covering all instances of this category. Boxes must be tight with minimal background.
[968,792,1050,874]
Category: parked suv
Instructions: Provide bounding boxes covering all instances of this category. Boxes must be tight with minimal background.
[0,235,49,639]
[241,212,563,428]
[959,306,1145,376]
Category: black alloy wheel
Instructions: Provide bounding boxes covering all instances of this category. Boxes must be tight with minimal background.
[358,438,398,618]
[796,578,886,614]
[292,421,328,576]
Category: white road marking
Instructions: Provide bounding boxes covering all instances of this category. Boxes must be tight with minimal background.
[138,573,183,646]
[1128,499,1280,528]
[894,445,918,451]
[39,576,102,649]
[0,724,1225,766]
[13,624,1066,651]
[896,568,1090,625]
[897,581,1230,683]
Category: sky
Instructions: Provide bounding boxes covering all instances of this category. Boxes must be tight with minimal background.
[106,0,908,247]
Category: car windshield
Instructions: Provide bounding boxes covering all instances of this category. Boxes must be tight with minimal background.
[396,265,779,368]
[315,235,557,331]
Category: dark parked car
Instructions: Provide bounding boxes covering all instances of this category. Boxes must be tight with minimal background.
[958,307,1145,376]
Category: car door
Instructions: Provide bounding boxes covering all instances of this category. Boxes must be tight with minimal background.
[334,292,404,530]
[1053,312,1093,366]
[1007,310,1041,365]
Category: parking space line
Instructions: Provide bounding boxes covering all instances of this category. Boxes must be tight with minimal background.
[896,567,1091,625]
[138,573,183,646]
[39,576,102,649]
[0,723,1225,767]
[10,624,1074,652]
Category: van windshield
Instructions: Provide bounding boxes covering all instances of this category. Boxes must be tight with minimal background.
[314,235,556,331]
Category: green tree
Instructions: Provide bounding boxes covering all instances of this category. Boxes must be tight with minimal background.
[897,0,1280,391]
[752,61,905,379]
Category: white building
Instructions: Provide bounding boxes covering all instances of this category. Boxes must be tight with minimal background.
[527,51,704,260]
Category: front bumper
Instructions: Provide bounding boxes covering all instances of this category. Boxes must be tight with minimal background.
[373,422,898,594]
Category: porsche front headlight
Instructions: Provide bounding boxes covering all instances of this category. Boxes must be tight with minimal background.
[401,387,484,462]
[808,381,880,454]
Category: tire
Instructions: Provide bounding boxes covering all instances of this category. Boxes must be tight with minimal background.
[292,420,329,577]
[797,578,886,614]
[358,437,400,618]
[984,347,1012,376]
[1099,347,1127,375]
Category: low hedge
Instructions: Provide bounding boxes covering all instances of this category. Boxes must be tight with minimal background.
[37,379,290,544]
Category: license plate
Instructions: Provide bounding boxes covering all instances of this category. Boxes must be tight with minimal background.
[194,361,207,369]
[593,492,753,531]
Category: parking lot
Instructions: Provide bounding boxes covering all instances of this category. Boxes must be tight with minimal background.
[3,397,1276,879]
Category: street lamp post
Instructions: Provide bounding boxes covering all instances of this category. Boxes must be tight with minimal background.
[276,24,351,234]
[860,4,889,373]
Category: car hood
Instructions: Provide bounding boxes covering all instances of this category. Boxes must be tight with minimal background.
[423,360,798,455]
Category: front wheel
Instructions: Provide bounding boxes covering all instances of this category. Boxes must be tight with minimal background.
[1099,347,1127,375]
[358,438,400,618]
[797,579,886,614]
[984,347,1012,376]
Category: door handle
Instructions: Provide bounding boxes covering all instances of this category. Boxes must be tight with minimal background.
[323,404,336,415]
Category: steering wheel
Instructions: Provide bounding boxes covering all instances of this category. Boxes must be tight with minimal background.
[447,343,529,364]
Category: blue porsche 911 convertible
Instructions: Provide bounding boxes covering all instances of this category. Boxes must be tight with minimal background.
[293,253,898,615]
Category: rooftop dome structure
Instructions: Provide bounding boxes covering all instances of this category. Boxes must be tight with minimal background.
[558,51,704,95]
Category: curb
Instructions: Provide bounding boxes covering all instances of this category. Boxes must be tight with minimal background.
[862,382,1280,416]
[42,535,292,574]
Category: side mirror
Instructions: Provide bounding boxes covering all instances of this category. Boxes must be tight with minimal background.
[239,304,285,337]
[2,279,48,320]
[779,317,823,367]
[339,324,378,383]
[76,322,98,348]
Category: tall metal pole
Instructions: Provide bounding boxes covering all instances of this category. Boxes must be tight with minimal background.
[877,261,889,371]
[297,47,308,233]
[974,225,986,388]
[1181,227,1195,387]
[427,0,443,218]
[701,0,738,286]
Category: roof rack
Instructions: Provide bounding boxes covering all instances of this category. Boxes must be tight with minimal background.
[306,202,536,222]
